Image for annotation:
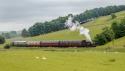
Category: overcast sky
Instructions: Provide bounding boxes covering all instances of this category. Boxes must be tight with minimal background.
[0,0,125,31]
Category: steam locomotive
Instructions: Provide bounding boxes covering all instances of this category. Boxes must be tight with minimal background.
[11,40,96,47]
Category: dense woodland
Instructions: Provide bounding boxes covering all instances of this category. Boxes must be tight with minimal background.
[28,16,67,36]
[26,5,125,37]
[74,5,125,22]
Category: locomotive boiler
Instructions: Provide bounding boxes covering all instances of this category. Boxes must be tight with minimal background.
[11,40,96,47]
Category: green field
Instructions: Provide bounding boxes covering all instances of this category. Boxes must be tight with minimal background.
[0,11,125,71]
[0,49,125,71]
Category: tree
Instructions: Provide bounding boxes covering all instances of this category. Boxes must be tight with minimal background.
[94,27,114,45]
[21,29,30,37]
[1,33,11,39]
[1,31,18,39]
[0,35,5,44]
[10,31,17,37]
[111,22,120,38]
[111,13,116,19]
[111,18,125,38]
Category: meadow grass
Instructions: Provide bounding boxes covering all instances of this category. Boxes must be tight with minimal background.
[0,48,125,71]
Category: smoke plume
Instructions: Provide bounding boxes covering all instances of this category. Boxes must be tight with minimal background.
[65,15,92,43]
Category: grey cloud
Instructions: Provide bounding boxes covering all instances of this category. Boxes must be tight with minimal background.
[1,0,124,22]
[0,0,125,31]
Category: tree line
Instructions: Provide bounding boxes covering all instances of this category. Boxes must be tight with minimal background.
[0,31,18,44]
[74,5,125,22]
[21,5,125,37]
[1,31,18,39]
[28,16,67,36]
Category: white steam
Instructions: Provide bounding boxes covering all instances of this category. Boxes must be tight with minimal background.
[79,27,92,43]
[65,16,78,31]
[65,16,92,43]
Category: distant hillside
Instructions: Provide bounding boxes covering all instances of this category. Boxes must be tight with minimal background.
[0,31,7,34]
[24,11,125,40]
[28,5,125,36]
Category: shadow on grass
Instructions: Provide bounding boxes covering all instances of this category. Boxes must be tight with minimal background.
[1,46,125,53]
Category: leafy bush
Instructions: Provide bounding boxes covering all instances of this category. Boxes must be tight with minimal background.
[111,13,116,19]
[94,27,114,45]
[111,18,125,38]
[0,35,5,44]
[4,44,10,49]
